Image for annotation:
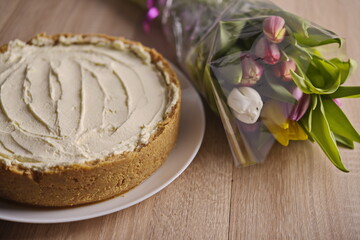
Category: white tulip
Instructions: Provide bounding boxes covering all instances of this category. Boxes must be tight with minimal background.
[227,87,263,124]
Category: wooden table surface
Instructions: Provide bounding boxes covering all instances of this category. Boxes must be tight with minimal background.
[0,0,359,239]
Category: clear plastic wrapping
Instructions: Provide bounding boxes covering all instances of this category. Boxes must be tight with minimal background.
[145,0,360,171]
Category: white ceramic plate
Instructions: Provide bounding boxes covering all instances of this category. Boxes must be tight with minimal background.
[0,64,205,224]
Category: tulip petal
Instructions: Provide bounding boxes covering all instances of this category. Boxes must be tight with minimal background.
[263,16,286,43]
[241,55,263,85]
[255,37,280,65]
[262,100,308,146]
[288,88,310,121]
[227,87,263,124]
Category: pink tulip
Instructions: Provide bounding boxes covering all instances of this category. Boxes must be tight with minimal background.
[240,55,263,85]
[254,37,280,65]
[263,16,286,43]
[287,87,310,121]
[273,58,297,82]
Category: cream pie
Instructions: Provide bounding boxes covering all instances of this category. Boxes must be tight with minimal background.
[0,33,181,207]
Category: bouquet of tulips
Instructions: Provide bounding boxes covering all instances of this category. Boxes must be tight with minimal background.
[139,0,360,171]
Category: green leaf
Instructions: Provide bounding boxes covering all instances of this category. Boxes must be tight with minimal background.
[291,55,342,95]
[277,11,342,47]
[322,97,360,142]
[329,58,357,84]
[279,11,310,38]
[298,121,314,142]
[294,24,343,47]
[204,65,218,114]
[307,94,318,132]
[329,86,360,98]
[334,134,354,149]
[300,96,348,172]
[311,94,318,110]
[290,68,312,94]
[264,72,297,104]
[307,56,342,93]
[280,49,290,61]
[217,20,248,57]
[285,33,313,60]
[210,52,243,85]
[186,43,208,95]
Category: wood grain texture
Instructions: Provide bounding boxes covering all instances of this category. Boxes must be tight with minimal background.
[0,0,359,239]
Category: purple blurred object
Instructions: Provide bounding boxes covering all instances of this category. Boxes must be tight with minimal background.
[146,0,156,8]
[143,0,160,32]
[287,87,310,121]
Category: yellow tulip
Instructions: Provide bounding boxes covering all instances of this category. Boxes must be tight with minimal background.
[262,100,308,146]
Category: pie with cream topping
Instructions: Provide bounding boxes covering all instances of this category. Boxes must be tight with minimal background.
[0,33,181,207]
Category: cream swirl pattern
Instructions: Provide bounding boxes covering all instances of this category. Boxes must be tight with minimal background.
[0,37,178,169]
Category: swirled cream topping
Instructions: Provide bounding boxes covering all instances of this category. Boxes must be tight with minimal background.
[0,36,179,170]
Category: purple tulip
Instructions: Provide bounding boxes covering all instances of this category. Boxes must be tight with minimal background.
[287,87,310,121]
[263,16,286,44]
[255,37,281,65]
[273,58,297,82]
[240,55,263,85]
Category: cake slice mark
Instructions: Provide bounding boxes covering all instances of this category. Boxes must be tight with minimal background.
[0,131,31,157]
[0,137,14,154]
[76,62,85,136]
[49,62,63,136]
[79,48,140,112]
[112,65,148,120]
[82,66,107,128]
[79,48,148,118]
[10,129,62,161]
[0,64,54,138]
[112,70,130,117]
[79,66,106,132]
[80,59,121,130]
[23,64,58,136]
[0,55,24,82]
[78,58,129,133]
[8,132,32,155]
[54,58,82,137]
